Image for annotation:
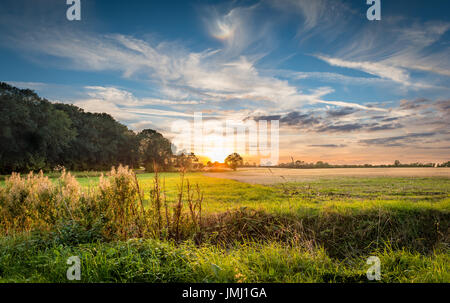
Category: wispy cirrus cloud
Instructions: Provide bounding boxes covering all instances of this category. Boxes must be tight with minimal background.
[270,0,450,90]
[315,55,412,86]
[313,19,450,88]
[68,86,204,127]
[4,23,381,114]
[269,0,355,40]
[6,28,298,108]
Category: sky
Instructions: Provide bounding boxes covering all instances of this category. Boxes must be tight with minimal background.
[0,0,449,164]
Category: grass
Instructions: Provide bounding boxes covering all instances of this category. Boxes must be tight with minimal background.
[0,235,448,283]
[20,172,448,214]
[0,170,449,282]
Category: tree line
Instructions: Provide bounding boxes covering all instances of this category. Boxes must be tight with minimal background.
[0,82,175,174]
[277,159,450,169]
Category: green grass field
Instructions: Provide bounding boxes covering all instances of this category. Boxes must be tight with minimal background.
[52,172,450,214]
[0,171,449,282]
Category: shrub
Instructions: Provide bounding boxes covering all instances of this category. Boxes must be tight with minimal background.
[0,165,205,244]
[52,219,104,246]
[0,171,64,232]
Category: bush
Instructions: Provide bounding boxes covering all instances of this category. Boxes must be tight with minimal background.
[0,170,79,232]
[52,219,105,246]
[0,165,205,244]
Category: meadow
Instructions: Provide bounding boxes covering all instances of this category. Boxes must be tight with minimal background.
[0,168,449,283]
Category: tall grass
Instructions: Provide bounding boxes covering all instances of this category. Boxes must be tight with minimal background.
[0,165,205,243]
[0,170,81,233]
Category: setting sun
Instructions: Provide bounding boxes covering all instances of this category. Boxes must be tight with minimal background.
[203,148,230,163]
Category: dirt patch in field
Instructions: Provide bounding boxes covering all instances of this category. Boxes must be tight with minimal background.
[203,167,450,184]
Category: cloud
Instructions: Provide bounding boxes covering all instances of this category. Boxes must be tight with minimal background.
[290,71,391,86]
[270,0,354,39]
[316,100,387,112]
[435,100,450,114]
[84,86,201,106]
[3,27,305,108]
[280,112,320,126]
[399,98,432,110]
[3,0,430,117]
[327,107,358,117]
[255,111,321,127]
[308,144,347,148]
[6,21,383,113]
[315,55,411,86]
[281,0,331,30]
[316,121,405,133]
[70,86,203,126]
[250,96,449,137]
[317,123,365,133]
[276,0,450,89]
[359,132,437,147]
[382,117,400,122]
[2,0,447,117]
[204,3,274,58]
[382,22,450,77]
[367,123,403,132]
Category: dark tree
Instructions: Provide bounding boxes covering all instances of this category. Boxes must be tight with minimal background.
[0,84,75,172]
[0,83,170,173]
[225,153,244,171]
[175,152,199,171]
[138,129,173,172]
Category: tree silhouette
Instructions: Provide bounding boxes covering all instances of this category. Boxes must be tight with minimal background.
[225,153,243,171]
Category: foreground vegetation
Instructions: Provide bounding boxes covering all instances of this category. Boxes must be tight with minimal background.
[1,236,448,283]
[0,168,449,282]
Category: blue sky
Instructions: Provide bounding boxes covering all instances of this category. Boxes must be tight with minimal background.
[0,0,449,164]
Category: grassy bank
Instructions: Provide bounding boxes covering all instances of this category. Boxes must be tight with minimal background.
[1,236,448,283]
[0,168,449,282]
